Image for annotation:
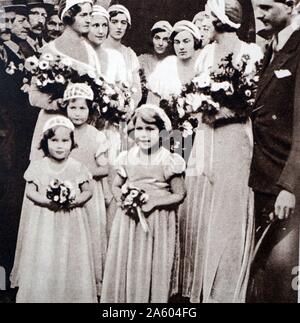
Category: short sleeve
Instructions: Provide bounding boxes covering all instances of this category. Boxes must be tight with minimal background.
[24,160,42,186]
[115,151,129,179]
[164,153,186,180]
[95,131,109,158]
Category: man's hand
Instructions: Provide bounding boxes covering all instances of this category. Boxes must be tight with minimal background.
[272,190,296,220]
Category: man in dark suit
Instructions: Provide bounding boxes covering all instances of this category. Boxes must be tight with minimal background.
[249,0,300,303]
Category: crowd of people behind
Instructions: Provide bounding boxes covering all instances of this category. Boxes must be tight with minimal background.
[1,0,300,303]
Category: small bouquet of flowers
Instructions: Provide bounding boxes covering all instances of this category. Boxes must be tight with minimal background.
[46,179,76,209]
[192,53,261,125]
[121,185,150,233]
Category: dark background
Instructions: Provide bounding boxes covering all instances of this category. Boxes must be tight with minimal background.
[109,0,256,54]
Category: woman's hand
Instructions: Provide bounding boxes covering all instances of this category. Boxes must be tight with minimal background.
[47,201,61,212]
[141,199,157,214]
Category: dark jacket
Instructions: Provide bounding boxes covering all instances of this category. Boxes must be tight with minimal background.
[249,29,300,195]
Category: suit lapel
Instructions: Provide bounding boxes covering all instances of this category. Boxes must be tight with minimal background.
[255,30,300,103]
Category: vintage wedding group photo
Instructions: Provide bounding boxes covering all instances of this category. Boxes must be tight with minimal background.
[0,0,300,303]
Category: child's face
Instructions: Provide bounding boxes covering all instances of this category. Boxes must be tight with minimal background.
[67,98,89,127]
[135,117,160,152]
[48,127,73,161]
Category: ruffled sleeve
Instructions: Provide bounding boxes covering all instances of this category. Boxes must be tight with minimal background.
[164,152,186,180]
[24,160,43,186]
[95,131,109,158]
[115,151,129,179]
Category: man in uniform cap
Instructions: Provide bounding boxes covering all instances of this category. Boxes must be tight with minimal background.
[25,0,49,53]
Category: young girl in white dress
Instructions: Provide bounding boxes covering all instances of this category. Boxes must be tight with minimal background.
[100,105,187,303]
[63,83,109,296]
[11,116,97,303]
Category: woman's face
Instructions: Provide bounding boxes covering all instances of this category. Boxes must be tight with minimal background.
[88,15,109,46]
[109,13,128,41]
[153,31,170,55]
[72,3,92,35]
[195,16,215,47]
[173,30,196,60]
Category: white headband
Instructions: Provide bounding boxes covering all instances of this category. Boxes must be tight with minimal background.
[43,116,75,133]
[108,4,131,25]
[172,20,201,41]
[63,83,94,102]
[60,0,94,20]
[92,5,109,20]
[135,104,172,132]
[151,20,173,35]
[207,0,241,30]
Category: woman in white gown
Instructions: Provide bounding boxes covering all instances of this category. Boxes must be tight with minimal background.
[103,4,142,106]
[29,0,101,162]
[10,0,101,290]
[138,20,172,103]
[147,20,202,105]
[177,0,263,303]
[87,4,129,237]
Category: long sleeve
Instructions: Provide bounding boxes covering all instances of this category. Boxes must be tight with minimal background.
[277,58,300,193]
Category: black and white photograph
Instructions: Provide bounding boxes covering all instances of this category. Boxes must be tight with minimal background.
[0,0,300,305]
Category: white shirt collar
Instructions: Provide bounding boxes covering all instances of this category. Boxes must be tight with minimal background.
[274,22,299,51]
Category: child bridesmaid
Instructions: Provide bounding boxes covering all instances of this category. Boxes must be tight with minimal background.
[101,104,186,303]
[63,83,109,295]
[11,116,97,303]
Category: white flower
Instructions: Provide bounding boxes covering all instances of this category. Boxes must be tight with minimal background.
[25,56,39,72]
[182,120,194,138]
[50,179,60,189]
[6,61,17,75]
[102,106,108,113]
[245,90,252,97]
[103,96,110,104]
[253,75,259,83]
[193,73,211,88]
[39,60,50,70]
[61,57,73,67]
[211,81,234,95]
[41,53,54,61]
[178,106,185,118]
[55,75,65,84]
[87,70,97,79]
[177,97,185,109]
[185,93,203,112]
[95,78,103,86]
[129,189,139,199]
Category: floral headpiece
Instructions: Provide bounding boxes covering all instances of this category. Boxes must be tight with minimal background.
[43,116,75,133]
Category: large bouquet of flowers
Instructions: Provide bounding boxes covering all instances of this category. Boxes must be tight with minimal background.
[23,53,134,125]
[23,53,75,101]
[46,179,76,210]
[193,53,261,125]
